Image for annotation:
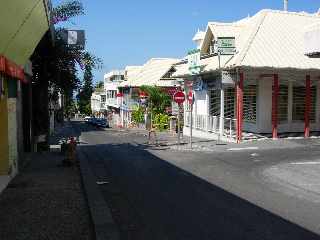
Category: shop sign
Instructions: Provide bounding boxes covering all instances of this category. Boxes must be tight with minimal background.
[187,49,201,75]
[193,76,203,91]
[221,70,235,85]
[217,37,236,55]
[60,30,86,50]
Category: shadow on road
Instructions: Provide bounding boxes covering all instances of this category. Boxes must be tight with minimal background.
[80,142,320,240]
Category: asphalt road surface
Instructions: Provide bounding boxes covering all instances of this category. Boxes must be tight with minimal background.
[75,121,320,240]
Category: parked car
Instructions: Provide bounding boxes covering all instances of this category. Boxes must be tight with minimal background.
[96,118,109,128]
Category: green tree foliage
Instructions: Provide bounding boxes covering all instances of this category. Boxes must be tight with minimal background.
[131,106,145,124]
[153,113,170,131]
[52,1,84,24]
[139,85,171,114]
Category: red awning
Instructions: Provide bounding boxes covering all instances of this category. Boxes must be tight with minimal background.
[0,55,26,82]
[0,56,5,73]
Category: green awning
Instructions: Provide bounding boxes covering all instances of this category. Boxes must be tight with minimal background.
[0,0,50,66]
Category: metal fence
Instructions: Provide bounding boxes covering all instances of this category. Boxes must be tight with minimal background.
[185,112,237,139]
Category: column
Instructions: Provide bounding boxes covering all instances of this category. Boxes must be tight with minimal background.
[305,75,311,138]
[272,74,279,139]
[219,88,224,137]
[236,72,244,143]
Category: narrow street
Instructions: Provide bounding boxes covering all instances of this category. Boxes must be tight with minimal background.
[75,120,320,240]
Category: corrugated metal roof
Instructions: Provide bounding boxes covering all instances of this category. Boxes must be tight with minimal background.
[119,65,143,87]
[131,58,180,87]
[231,10,320,69]
[175,9,320,77]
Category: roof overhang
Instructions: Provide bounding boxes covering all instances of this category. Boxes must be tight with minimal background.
[0,0,52,67]
[304,23,320,57]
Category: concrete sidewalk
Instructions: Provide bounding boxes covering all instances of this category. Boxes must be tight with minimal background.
[124,127,318,152]
[0,122,94,240]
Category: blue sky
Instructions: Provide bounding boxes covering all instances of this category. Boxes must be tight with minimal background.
[53,0,320,84]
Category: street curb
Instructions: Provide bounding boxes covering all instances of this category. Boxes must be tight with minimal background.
[78,146,120,240]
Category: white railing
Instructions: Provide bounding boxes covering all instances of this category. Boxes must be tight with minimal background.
[184,112,237,139]
[106,98,118,107]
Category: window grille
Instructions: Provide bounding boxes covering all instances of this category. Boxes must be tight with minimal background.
[310,86,316,122]
[278,85,288,123]
[209,89,220,116]
[224,88,235,119]
[291,85,316,122]
[292,86,305,121]
[243,85,257,123]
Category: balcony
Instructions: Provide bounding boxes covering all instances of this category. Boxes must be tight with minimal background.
[105,98,118,108]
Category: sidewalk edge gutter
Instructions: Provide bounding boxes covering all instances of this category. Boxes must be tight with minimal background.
[78,145,120,240]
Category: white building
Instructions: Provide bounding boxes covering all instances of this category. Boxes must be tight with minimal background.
[118,58,182,127]
[90,89,105,117]
[103,70,125,126]
[174,9,320,142]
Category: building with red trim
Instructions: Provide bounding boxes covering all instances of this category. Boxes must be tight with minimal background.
[0,0,52,189]
[174,9,320,142]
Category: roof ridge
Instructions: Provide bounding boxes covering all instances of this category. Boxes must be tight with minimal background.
[262,9,320,18]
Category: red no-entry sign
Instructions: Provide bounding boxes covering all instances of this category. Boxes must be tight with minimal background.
[173,91,185,104]
[188,91,194,104]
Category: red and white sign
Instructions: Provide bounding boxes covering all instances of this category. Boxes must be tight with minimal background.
[173,91,185,104]
[188,91,194,104]
[116,92,124,98]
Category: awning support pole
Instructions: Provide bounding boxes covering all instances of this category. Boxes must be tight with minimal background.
[272,74,279,139]
[236,72,244,143]
[305,75,311,138]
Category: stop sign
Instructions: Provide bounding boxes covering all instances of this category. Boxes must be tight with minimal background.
[188,91,194,104]
[173,91,185,104]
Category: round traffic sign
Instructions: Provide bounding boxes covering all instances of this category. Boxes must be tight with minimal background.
[173,91,185,104]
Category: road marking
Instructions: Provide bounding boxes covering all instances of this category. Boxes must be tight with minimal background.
[290,162,320,165]
[227,147,259,151]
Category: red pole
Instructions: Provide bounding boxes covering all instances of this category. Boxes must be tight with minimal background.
[272,74,279,139]
[236,72,244,143]
[305,75,311,138]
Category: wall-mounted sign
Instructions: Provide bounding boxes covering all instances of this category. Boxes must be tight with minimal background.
[60,30,86,50]
[193,76,203,91]
[221,70,235,85]
[187,49,201,75]
[304,24,320,57]
[217,37,236,55]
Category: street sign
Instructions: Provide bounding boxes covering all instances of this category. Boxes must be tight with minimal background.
[187,91,194,104]
[217,37,236,55]
[187,49,201,75]
[173,91,185,104]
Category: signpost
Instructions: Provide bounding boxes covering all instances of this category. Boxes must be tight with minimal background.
[188,91,194,149]
[173,91,185,145]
